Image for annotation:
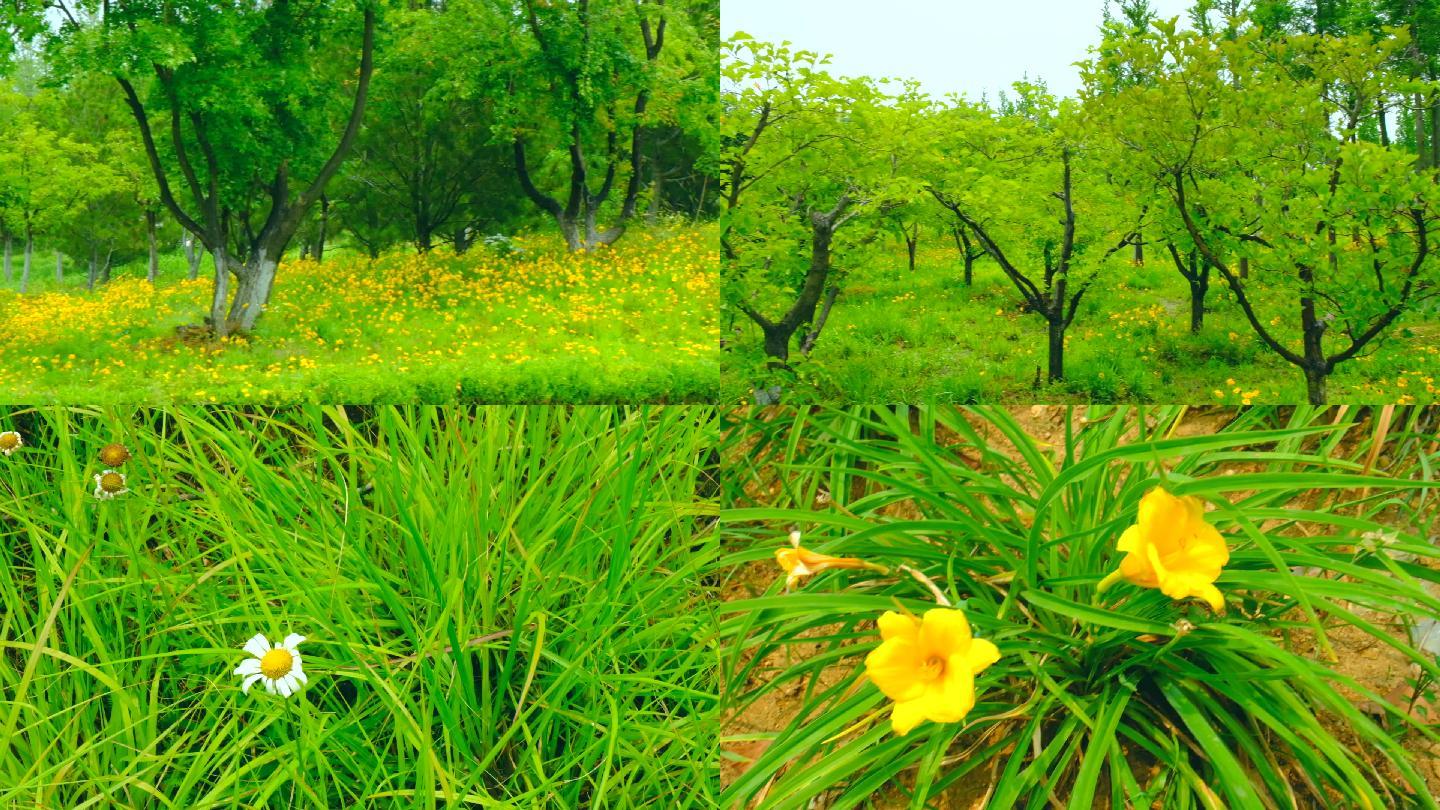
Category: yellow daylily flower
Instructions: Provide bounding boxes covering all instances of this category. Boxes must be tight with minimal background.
[1098,488,1230,612]
[864,608,1000,735]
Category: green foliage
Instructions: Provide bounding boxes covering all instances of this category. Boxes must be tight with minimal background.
[720,405,1440,808]
[0,405,719,808]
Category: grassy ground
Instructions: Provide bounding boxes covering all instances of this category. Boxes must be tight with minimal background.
[722,242,1440,404]
[0,405,719,808]
[1,226,717,404]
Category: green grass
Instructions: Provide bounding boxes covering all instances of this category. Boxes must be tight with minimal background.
[719,405,1440,807]
[722,244,1440,403]
[0,405,720,808]
[1,226,718,405]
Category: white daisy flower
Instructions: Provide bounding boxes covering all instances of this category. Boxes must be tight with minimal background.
[93,469,128,499]
[234,633,309,697]
[0,431,21,456]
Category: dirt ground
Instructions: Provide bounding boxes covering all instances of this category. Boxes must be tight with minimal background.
[720,405,1440,808]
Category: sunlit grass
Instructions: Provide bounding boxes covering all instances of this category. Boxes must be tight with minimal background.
[0,405,720,808]
[722,243,1440,404]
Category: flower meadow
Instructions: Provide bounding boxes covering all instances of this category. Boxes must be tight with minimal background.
[0,405,719,808]
[719,405,1440,807]
[0,227,717,404]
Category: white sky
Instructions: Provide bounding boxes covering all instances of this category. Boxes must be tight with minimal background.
[721,0,1197,101]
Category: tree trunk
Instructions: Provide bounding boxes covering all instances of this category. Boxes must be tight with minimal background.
[455,225,472,255]
[316,194,328,263]
[762,324,791,364]
[2,234,10,284]
[1046,316,1065,383]
[224,250,280,333]
[1133,238,1144,266]
[1190,281,1206,333]
[21,231,32,293]
[100,250,113,285]
[87,252,97,291]
[210,245,231,332]
[184,234,202,280]
[146,209,159,284]
[906,234,917,273]
[1238,256,1249,279]
[55,252,63,284]
[1378,96,1390,147]
[1304,365,1327,405]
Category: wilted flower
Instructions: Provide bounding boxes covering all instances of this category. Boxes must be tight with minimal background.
[775,530,883,590]
[99,443,132,466]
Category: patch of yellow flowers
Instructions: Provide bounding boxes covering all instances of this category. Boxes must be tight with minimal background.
[0,228,717,400]
[778,487,1230,736]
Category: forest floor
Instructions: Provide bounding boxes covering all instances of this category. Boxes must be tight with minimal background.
[0,226,716,403]
[722,243,1440,405]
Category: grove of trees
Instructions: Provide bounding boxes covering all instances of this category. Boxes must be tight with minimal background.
[722,0,1440,404]
[1,0,718,335]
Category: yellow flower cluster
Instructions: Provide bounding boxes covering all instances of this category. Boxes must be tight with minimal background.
[0,228,717,401]
[780,487,1230,737]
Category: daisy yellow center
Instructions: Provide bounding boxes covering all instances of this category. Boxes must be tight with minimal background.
[100,444,130,465]
[0,434,17,450]
[260,648,294,679]
[99,472,125,492]
[919,655,946,682]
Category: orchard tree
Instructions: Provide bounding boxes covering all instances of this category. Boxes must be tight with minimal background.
[0,115,105,292]
[340,4,521,254]
[468,0,715,252]
[5,0,379,334]
[1089,19,1440,403]
[923,87,1136,384]
[721,36,916,382]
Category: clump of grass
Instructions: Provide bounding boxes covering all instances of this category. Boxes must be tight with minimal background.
[0,405,719,807]
[719,405,1440,808]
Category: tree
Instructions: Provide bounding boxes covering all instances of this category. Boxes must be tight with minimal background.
[11,0,379,334]
[923,88,1135,384]
[1088,18,1440,403]
[471,0,714,251]
[721,36,912,381]
[0,114,105,292]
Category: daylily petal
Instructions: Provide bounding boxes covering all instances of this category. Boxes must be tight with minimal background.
[1115,524,1144,553]
[965,638,1000,675]
[233,658,261,677]
[1119,548,1158,587]
[877,610,920,643]
[919,609,971,658]
[865,638,927,702]
[243,634,271,659]
[890,697,929,736]
[927,655,977,722]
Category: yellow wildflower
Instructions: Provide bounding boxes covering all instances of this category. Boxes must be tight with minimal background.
[864,608,1000,735]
